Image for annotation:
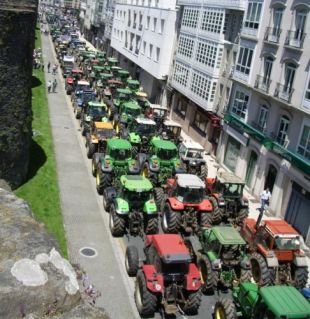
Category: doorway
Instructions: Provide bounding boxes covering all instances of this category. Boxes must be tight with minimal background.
[264,164,277,192]
[245,151,258,187]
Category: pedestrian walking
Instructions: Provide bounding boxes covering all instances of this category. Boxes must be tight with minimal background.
[52,79,57,93]
[41,62,44,71]
[47,61,50,73]
[260,187,271,211]
[55,64,59,74]
[47,80,52,93]
[52,64,56,75]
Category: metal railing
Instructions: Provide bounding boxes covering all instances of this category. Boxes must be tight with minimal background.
[255,74,271,94]
[274,82,294,103]
[264,27,281,44]
[285,30,306,49]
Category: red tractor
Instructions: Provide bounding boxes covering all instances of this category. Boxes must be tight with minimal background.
[154,174,220,234]
[125,234,202,317]
[242,215,308,290]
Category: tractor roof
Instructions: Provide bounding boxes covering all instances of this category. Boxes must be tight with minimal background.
[151,139,177,150]
[127,79,140,85]
[108,57,118,62]
[136,117,156,125]
[118,69,130,75]
[217,171,245,184]
[146,234,191,264]
[111,66,122,71]
[135,91,148,97]
[123,101,141,109]
[263,219,299,236]
[100,73,113,78]
[107,138,131,150]
[93,65,105,70]
[88,101,106,108]
[120,175,153,191]
[181,141,204,151]
[117,88,132,94]
[176,174,205,188]
[94,122,113,129]
[260,285,310,318]
[107,79,122,85]
[150,104,168,111]
[210,226,246,245]
[163,120,182,128]
[77,80,90,86]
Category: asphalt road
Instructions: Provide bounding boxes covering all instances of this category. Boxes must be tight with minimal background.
[41,31,222,319]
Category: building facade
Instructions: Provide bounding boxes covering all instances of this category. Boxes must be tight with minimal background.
[169,0,246,153]
[217,0,310,245]
[111,0,178,102]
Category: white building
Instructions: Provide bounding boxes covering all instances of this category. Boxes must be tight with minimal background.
[217,0,310,244]
[111,0,178,101]
[169,0,246,153]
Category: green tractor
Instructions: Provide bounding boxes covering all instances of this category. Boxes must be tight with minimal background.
[115,100,142,132]
[121,117,157,155]
[214,283,310,319]
[116,69,130,83]
[106,88,132,120]
[187,225,252,294]
[93,138,140,194]
[140,138,185,187]
[103,175,159,237]
[107,57,119,67]
[126,79,140,92]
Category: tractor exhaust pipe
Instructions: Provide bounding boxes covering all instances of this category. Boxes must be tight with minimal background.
[255,208,264,229]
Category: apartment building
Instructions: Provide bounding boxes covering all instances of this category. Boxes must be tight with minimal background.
[61,0,80,9]
[111,0,178,102]
[169,0,246,153]
[217,0,310,245]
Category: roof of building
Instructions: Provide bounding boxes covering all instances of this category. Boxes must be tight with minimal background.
[176,174,205,188]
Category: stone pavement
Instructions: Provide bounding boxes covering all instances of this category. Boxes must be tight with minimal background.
[41,33,139,318]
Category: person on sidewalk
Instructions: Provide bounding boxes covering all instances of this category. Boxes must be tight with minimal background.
[47,61,50,73]
[52,79,57,93]
[260,187,271,211]
[52,64,56,75]
[47,80,52,93]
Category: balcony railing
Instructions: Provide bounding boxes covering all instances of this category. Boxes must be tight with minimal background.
[255,75,271,94]
[133,22,137,29]
[285,30,306,49]
[264,27,281,44]
[251,121,267,133]
[138,24,143,31]
[274,83,294,103]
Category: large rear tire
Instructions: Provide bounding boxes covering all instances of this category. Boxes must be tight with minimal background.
[181,290,202,315]
[87,142,96,159]
[250,252,274,286]
[153,187,164,212]
[125,246,139,277]
[199,164,208,179]
[214,297,237,319]
[162,204,181,234]
[96,171,112,195]
[109,205,125,237]
[135,271,157,318]
[200,212,213,227]
[209,197,222,224]
[236,208,249,225]
[292,266,309,290]
[239,269,253,283]
[144,216,159,234]
[198,254,218,294]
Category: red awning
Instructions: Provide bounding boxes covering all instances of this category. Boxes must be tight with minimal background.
[207,112,221,127]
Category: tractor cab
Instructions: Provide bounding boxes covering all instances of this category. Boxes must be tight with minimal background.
[107,57,119,67]
[113,88,133,108]
[126,79,140,92]
[117,69,130,82]
[119,101,142,126]
[162,120,183,145]
[111,66,123,77]
[151,139,178,161]
[135,91,150,110]
[145,104,168,129]
[83,101,108,122]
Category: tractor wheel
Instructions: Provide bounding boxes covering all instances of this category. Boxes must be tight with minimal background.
[236,208,249,225]
[86,143,96,159]
[144,216,159,234]
[153,187,164,212]
[209,197,222,224]
[214,297,237,319]
[125,245,139,277]
[135,270,157,318]
[109,106,117,121]
[181,290,202,315]
[199,164,208,180]
[200,212,213,227]
[91,157,97,177]
[149,173,158,188]
[102,189,110,211]
[162,204,181,234]
[250,252,274,286]
[292,266,309,290]
[198,254,218,294]
[239,269,253,283]
[109,205,125,237]
[96,171,112,195]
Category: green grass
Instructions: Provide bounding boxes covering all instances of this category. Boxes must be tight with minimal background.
[15,28,67,258]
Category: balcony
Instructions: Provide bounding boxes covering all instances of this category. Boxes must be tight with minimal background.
[285,30,306,49]
[177,0,246,10]
[255,75,271,94]
[274,83,294,104]
[264,27,281,44]
[225,113,310,175]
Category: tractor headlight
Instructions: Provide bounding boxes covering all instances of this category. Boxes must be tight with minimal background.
[212,259,222,270]
[154,283,161,291]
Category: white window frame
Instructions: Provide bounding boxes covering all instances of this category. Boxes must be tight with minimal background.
[244,1,263,30]
[236,46,254,75]
[231,88,250,120]
[277,115,290,146]
[177,34,194,59]
[257,104,269,131]
[297,120,310,160]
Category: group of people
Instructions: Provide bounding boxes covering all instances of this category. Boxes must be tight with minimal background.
[47,62,58,75]
[33,48,44,70]
[47,79,57,93]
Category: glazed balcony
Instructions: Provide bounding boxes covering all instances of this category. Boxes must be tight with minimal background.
[274,83,294,104]
[255,75,271,94]
[177,0,246,10]
[264,27,281,44]
[285,30,306,49]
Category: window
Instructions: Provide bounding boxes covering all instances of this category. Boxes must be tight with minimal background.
[295,10,307,40]
[272,8,283,36]
[257,104,269,131]
[236,46,253,75]
[231,90,249,119]
[201,8,224,34]
[195,40,218,68]
[159,19,165,34]
[298,125,310,160]
[181,8,199,28]
[224,136,241,173]
[305,77,310,101]
[263,56,273,83]
[173,62,189,88]
[146,16,150,29]
[284,63,296,92]
[190,71,212,102]
[277,115,290,146]
[155,47,160,62]
[176,100,187,117]
[177,35,194,58]
[193,112,208,134]
[244,1,262,29]
[148,44,153,58]
[152,17,157,32]
[142,41,146,54]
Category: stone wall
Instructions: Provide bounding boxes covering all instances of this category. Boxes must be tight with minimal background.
[0,0,38,188]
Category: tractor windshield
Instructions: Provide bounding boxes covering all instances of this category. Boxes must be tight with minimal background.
[96,128,115,139]
[177,187,204,204]
[157,148,177,160]
[153,109,166,118]
[111,148,131,160]
[274,236,301,250]
[125,107,141,117]
[90,107,106,119]
[220,183,242,197]
[125,190,151,203]
[136,123,156,135]
[186,149,203,159]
